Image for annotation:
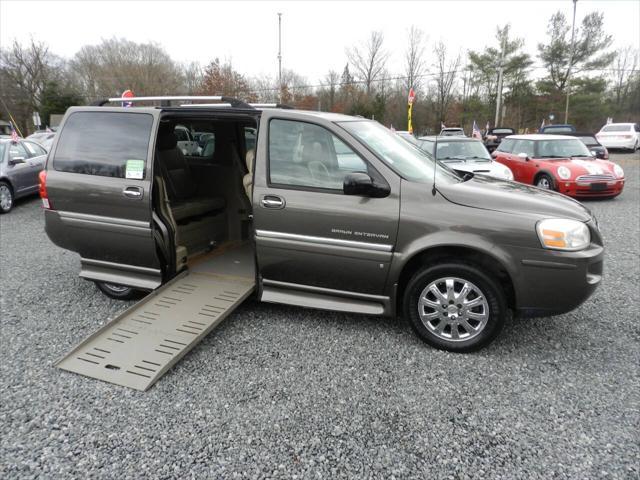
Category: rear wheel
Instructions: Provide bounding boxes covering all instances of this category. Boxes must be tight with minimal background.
[404,262,507,352]
[0,181,14,213]
[535,173,555,190]
[95,281,145,300]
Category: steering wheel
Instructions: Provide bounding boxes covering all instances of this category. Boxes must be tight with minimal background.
[308,161,331,181]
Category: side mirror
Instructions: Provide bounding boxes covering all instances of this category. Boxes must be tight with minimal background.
[343,172,389,198]
[517,152,530,161]
[9,157,26,165]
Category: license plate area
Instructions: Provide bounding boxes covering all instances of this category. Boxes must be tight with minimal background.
[590,183,607,191]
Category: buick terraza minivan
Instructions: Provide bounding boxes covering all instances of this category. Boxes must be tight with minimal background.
[41,96,604,352]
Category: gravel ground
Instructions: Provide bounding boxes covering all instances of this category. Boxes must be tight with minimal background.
[1,152,639,479]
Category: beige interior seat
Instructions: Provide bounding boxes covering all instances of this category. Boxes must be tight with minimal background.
[243,149,254,200]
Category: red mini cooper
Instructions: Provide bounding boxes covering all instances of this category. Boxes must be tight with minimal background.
[492,134,625,199]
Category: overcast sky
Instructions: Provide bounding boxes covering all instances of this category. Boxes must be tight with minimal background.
[1,0,638,86]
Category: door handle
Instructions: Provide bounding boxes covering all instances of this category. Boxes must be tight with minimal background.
[123,186,143,199]
[261,195,285,209]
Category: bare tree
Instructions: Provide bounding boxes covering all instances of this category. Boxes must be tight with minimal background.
[404,26,427,94]
[0,38,63,133]
[322,70,340,110]
[346,31,389,95]
[181,61,204,95]
[611,46,639,108]
[69,38,184,99]
[433,41,461,123]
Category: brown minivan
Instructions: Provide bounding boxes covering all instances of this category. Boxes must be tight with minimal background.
[42,96,604,354]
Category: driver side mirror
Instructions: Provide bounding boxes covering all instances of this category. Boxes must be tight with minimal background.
[517,152,530,161]
[9,157,26,165]
[343,172,390,198]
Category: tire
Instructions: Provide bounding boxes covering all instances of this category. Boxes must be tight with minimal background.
[95,281,145,300]
[535,173,555,190]
[403,262,507,352]
[0,181,14,214]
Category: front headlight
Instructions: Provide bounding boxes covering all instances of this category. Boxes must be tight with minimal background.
[557,166,571,180]
[536,219,590,251]
[502,167,514,180]
[613,164,624,178]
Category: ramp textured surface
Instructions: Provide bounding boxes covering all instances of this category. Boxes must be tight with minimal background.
[56,244,255,390]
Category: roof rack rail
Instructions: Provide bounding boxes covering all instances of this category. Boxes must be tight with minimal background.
[92,96,254,109]
[177,102,295,110]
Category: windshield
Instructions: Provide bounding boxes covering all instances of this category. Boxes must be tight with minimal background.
[601,124,631,132]
[537,139,592,158]
[544,126,574,133]
[339,121,460,184]
[436,141,491,162]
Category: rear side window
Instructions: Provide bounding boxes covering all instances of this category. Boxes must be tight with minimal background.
[601,125,631,132]
[53,112,153,178]
[24,141,47,157]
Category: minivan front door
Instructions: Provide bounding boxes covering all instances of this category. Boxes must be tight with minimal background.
[44,107,163,290]
[252,114,400,296]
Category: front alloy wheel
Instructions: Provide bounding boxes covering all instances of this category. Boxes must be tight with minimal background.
[418,277,489,342]
[0,182,14,213]
[404,262,506,352]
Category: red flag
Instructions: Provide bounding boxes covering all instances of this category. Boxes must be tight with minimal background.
[10,122,20,142]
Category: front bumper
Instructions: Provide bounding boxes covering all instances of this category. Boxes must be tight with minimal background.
[556,179,625,198]
[511,241,604,317]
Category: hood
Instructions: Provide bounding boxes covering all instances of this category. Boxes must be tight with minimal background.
[437,175,592,221]
[443,159,511,180]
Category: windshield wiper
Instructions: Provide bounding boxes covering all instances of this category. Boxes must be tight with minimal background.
[464,156,491,161]
[438,156,466,162]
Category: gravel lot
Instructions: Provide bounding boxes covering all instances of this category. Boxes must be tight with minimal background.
[1,152,639,479]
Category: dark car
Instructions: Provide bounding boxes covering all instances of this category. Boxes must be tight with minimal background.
[540,124,576,134]
[41,96,603,357]
[0,138,47,213]
[484,127,515,152]
[549,132,608,160]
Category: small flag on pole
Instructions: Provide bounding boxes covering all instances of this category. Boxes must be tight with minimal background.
[472,121,482,140]
[10,122,20,143]
[606,117,613,124]
[441,121,446,130]
[540,118,546,132]
[485,121,490,132]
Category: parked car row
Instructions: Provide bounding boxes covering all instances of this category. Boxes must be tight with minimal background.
[396,129,626,200]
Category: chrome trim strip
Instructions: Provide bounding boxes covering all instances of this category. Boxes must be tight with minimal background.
[59,211,150,229]
[255,229,393,252]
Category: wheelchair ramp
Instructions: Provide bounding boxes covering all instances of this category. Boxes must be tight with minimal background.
[56,244,255,391]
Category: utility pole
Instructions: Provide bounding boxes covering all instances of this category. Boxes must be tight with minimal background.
[564,0,578,124]
[494,36,506,127]
[277,13,282,103]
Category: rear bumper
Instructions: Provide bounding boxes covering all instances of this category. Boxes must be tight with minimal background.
[511,243,604,317]
[556,179,624,198]
[598,137,636,149]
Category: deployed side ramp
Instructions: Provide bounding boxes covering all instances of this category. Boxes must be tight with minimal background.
[56,244,255,391]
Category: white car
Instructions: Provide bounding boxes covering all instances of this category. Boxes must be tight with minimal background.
[596,123,639,151]
[417,136,514,181]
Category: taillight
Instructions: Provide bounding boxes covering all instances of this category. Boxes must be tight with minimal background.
[39,170,51,209]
